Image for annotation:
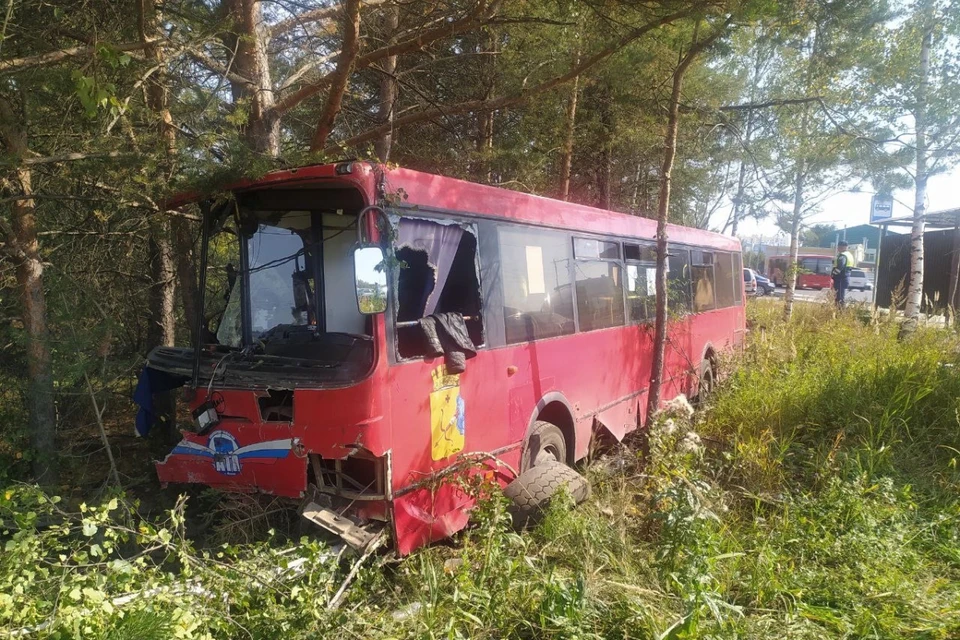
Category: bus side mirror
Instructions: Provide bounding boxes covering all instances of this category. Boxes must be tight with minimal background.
[354,246,387,314]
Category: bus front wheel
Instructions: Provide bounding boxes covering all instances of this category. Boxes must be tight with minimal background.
[522,421,567,472]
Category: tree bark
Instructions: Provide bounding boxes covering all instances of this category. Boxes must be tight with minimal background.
[783,162,805,321]
[0,95,58,485]
[373,4,399,163]
[904,2,932,321]
[224,0,279,156]
[558,70,579,201]
[646,22,724,424]
[596,83,614,210]
[140,0,177,351]
[140,0,193,439]
[310,0,362,152]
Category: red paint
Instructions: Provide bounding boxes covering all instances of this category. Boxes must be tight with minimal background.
[155,162,745,554]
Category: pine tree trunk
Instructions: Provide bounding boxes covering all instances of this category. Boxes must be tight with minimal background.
[646,62,686,421]
[13,170,57,485]
[595,84,613,210]
[0,95,57,484]
[310,0,362,152]
[373,5,399,163]
[225,0,279,156]
[646,24,724,423]
[140,0,190,438]
[783,164,805,321]
[558,42,581,201]
[905,6,932,321]
[147,223,177,349]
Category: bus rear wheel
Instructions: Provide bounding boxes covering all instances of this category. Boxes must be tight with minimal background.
[696,360,715,405]
[521,420,567,472]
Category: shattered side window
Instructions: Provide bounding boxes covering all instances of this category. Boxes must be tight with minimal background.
[394,217,483,358]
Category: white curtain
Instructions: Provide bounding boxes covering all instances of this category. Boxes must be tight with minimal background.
[397,218,464,316]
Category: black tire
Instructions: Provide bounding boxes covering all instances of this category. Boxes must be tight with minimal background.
[695,359,715,405]
[504,459,590,529]
[521,420,567,472]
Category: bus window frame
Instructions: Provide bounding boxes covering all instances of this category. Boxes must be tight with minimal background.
[572,235,626,333]
[382,203,739,362]
[623,241,657,324]
[385,209,487,365]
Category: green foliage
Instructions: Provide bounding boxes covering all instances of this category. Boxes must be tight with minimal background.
[5,302,958,638]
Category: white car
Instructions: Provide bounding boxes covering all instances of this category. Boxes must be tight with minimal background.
[743,268,758,295]
[848,269,872,291]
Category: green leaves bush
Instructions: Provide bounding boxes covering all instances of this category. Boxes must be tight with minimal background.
[3,301,960,638]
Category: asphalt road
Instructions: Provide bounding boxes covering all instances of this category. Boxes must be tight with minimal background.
[758,287,874,304]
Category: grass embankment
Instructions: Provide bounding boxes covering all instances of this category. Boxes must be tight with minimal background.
[3,301,960,638]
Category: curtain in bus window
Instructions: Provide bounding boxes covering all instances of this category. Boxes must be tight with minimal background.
[714,252,736,309]
[733,252,743,304]
[668,250,691,312]
[499,226,575,343]
[691,250,716,313]
[575,261,624,331]
[397,218,464,316]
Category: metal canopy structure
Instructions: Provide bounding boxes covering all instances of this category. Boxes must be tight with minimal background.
[876,207,960,230]
[872,206,960,312]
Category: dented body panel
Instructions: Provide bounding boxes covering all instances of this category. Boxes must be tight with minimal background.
[152,162,745,554]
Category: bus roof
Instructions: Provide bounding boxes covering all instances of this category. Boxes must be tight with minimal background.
[168,162,741,252]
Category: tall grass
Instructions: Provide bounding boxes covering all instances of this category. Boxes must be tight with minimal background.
[3,300,960,638]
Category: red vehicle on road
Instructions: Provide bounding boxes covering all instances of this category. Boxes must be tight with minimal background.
[767,254,834,289]
[142,162,745,554]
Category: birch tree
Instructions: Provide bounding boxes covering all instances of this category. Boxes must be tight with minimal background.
[868,0,960,322]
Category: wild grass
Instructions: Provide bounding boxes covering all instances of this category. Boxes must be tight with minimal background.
[3,299,960,638]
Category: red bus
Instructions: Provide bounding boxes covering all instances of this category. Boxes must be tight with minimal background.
[766,254,834,289]
[142,162,745,554]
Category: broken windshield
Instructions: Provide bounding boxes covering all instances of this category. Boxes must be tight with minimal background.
[214,213,369,351]
[218,226,311,346]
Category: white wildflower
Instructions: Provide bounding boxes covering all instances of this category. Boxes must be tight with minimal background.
[662,394,695,419]
[677,431,703,455]
[660,418,677,437]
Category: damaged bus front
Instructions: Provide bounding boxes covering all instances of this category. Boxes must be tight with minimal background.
[144,163,396,548]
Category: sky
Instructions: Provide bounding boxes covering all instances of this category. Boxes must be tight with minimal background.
[735,163,960,245]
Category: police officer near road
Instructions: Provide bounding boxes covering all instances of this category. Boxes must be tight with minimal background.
[832,241,856,307]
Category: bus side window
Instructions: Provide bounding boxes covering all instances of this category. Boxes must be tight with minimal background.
[733,252,743,304]
[499,226,576,343]
[668,250,692,313]
[714,252,736,309]
[624,242,656,323]
[573,237,624,332]
[691,250,716,313]
[395,218,483,359]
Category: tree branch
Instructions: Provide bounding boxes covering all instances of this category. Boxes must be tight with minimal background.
[0,39,158,74]
[309,0,362,151]
[272,0,502,117]
[22,150,135,166]
[268,0,388,39]
[324,6,694,154]
[187,49,253,88]
[716,96,824,111]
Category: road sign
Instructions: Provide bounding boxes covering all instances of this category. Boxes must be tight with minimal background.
[870,195,893,223]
